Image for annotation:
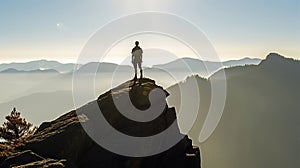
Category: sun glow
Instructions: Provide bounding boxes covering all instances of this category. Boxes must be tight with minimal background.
[111,0,170,12]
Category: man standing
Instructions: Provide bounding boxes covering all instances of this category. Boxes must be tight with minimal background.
[131,41,143,79]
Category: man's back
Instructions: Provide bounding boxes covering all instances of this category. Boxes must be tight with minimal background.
[132,46,143,57]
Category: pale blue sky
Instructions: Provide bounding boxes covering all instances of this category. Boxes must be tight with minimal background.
[0,0,299,63]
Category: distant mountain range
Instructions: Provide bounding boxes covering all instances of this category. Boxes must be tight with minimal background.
[153,57,261,76]
[76,62,132,73]
[0,68,59,74]
[0,57,261,104]
[0,57,261,75]
[0,60,77,73]
[167,53,300,168]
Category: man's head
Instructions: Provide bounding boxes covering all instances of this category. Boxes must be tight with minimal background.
[135,41,139,46]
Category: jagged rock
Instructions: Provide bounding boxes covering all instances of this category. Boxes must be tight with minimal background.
[15,78,200,167]
[35,122,51,133]
[12,158,66,168]
[20,112,91,167]
[0,150,43,168]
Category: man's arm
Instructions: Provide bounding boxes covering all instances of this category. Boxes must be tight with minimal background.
[131,52,134,63]
[131,48,134,63]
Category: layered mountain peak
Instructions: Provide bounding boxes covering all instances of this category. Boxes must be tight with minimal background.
[264,52,299,63]
[265,52,286,62]
[260,53,299,71]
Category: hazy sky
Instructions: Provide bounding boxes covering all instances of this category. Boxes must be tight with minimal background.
[0,0,299,63]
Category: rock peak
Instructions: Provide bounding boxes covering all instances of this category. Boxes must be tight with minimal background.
[265,52,284,61]
[98,78,169,110]
[1,78,201,167]
[261,52,298,66]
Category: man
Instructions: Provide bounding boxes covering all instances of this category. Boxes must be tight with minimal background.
[131,41,143,79]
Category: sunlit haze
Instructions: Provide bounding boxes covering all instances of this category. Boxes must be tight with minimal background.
[0,0,299,64]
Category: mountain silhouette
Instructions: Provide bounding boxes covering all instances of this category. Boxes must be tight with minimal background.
[167,53,300,168]
[0,57,260,75]
[0,68,59,74]
[0,60,76,73]
[153,57,261,77]
[76,62,132,73]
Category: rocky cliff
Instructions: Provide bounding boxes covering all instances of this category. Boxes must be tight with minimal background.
[0,78,200,168]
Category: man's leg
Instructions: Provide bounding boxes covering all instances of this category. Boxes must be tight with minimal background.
[138,62,142,79]
[133,62,137,79]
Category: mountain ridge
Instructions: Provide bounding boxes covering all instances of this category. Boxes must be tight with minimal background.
[0,68,59,74]
[0,60,77,73]
[167,52,300,168]
[0,57,262,74]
